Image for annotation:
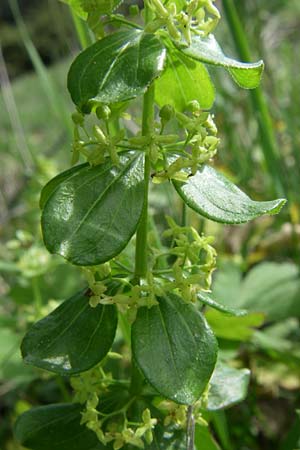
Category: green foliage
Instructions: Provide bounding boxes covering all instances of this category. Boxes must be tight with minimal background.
[213,262,300,321]
[155,47,215,111]
[176,34,264,89]
[61,0,124,18]
[41,153,145,265]
[132,292,218,404]
[206,363,250,411]
[67,30,166,110]
[21,289,118,375]
[206,309,264,341]
[81,0,123,15]
[15,403,104,450]
[173,165,286,224]
[60,0,88,19]
[197,291,247,316]
[8,1,289,449]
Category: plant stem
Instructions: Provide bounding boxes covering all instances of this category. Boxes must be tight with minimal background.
[181,201,187,227]
[70,9,93,49]
[186,405,195,450]
[106,14,143,30]
[134,85,154,282]
[222,0,285,198]
[133,3,155,282]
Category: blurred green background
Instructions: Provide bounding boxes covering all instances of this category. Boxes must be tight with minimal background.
[0,1,299,449]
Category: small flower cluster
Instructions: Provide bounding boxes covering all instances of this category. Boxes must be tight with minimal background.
[152,101,219,183]
[160,216,217,301]
[81,397,157,449]
[72,364,212,448]
[72,370,158,450]
[145,0,220,44]
[83,263,159,322]
[156,399,208,428]
[72,108,125,166]
[82,212,217,310]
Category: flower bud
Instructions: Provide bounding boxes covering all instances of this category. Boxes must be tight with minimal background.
[159,104,175,123]
[96,104,111,120]
[187,100,201,113]
[129,4,139,16]
[72,111,84,125]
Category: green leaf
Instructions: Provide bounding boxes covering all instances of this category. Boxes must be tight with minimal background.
[176,34,264,89]
[253,325,300,368]
[81,0,123,15]
[194,424,221,450]
[205,309,264,341]
[0,328,35,386]
[155,46,215,112]
[212,262,300,322]
[132,292,218,404]
[41,152,144,266]
[40,164,81,210]
[239,262,300,321]
[206,362,250,411]
[209,410,232,450]
[197,291,247,316]
[212,262,242,309]
[279,410,300,450]
[14,403,105,450]
[21,289,117,375]
[60,0,87,19]
[68,30,166,110]
[173,165,286,224]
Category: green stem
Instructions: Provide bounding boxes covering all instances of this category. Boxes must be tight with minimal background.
[186,405,195,450]
[118,312,131,346]
[222,0,285,198]
[134,86,155,282]
[106,14,142,30]
[71,9,93,49]
[181,201,187,227]
[100,396,136,422]
[133,1,155,283]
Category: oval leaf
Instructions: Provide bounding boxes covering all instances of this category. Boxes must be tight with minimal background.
[21,289,117,375]
[206,363,250,411]
[68,30,166,110]
[240,262,300,321]
[40,164,80,210]
[176,34,264,89]
[197,291,247,316]
[205,309,264,341]
[132,292,218,405]
[173,165,286,224]
[155,46,215,111]
[15,403,104,450]
[41,152,145,265]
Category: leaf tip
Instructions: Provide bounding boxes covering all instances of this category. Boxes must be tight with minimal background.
[268,198,287,215]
